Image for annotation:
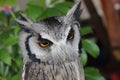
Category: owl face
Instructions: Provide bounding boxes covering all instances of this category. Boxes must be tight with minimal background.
[16,2,82,64]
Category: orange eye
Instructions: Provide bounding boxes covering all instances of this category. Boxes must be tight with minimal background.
[67,28,74,41]
[39,42,49,47]
[38,38,52,48]
[68,34,74,40]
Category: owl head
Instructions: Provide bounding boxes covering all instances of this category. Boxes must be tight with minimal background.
[16,2,82,64]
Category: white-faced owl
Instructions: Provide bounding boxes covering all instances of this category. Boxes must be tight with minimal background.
[16,2,84,80]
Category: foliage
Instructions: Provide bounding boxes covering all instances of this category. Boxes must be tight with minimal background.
[0,0,105,80]
[85,67,105,80]
[0,0,17,7]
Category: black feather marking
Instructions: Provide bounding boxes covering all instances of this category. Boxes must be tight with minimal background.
[19,13,28,21]
[25,35,41,62]
[79,39,82,56]
[39,17,63,30]
[43,17,62,26]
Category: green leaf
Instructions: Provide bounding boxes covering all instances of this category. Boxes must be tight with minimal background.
[54,2,74,15]
[3,36,18,47]
[80,26,93,36]
[14,26,20,36]
[39,0,46,7]
[12,73,21,80]
[51,0,58,4]
[0,11,7,25]
[38,2,74,20]
[27,1,41,7]
[82,39,100,58]
[0,49,11,66]
[81,49,87,66]
[0,0,17,7]
[56,2,74,8]
[4,66,9,76]
[54,5,69,15]
[15,58,23,69]
[0,61,4,75]
[85,67,105,80]
[0,31,10,45]
[38,8,60,20]
[25,5,44,21]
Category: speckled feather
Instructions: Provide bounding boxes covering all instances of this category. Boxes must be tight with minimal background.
[24,58,84,80]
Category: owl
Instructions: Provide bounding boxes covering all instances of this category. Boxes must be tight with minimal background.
[16,2,84,80]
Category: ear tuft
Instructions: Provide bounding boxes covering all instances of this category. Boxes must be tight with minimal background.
[15,13,33,32]
[64,2,82,23]
[15,19,30,27]
[19,13,33,23]
[15,13,33,26]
